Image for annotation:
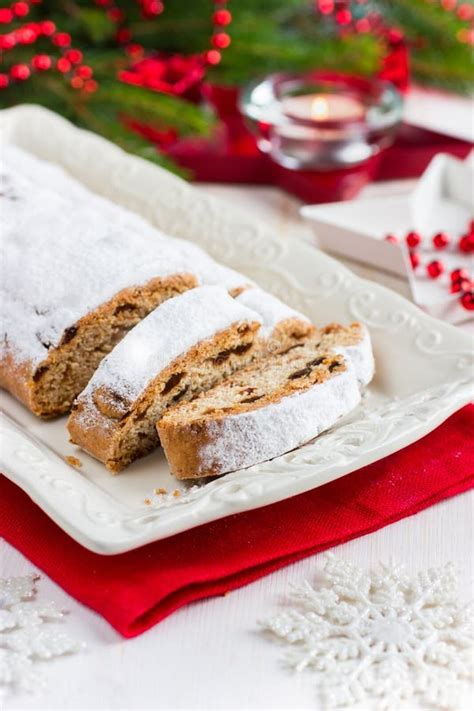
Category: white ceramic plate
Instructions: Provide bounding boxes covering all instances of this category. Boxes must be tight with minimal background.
[1,105,472,555]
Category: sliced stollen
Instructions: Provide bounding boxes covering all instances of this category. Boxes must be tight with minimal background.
[235,287,315,355]
[157,341,362,479]
[0,147,253,418]
[67,286,262,472]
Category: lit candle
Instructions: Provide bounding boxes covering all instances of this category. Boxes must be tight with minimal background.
[274,93,369,168]
[281,94,365,122]
[240,71,403,170]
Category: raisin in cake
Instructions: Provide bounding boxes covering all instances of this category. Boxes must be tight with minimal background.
[157,342,362,479]
[308,322,374,386]
[0,147,251,417]
[67,286,262,472]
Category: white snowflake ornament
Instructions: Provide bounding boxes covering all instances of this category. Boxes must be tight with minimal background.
[262,555,474,710]
[0,573,85,697]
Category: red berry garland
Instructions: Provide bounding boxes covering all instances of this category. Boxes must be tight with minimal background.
[314,0,474,47]
[0,0,97,94]
[399,220,474,311]
[95,0,232,78]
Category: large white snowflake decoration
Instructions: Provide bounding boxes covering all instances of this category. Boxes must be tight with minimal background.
[0,574,85,697]
[262,555,474,710]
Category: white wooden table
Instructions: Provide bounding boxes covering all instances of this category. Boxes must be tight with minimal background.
[2,180,473,711]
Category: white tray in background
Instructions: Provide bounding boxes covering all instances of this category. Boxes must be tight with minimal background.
[301,153,474,325]
[0,105,472,554]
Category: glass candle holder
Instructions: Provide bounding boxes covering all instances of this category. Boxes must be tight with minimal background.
[239,72,403,170]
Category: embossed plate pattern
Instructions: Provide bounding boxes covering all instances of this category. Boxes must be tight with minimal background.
[0,105,472,554]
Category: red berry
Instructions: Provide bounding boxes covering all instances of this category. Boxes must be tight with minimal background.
[385,234,398,244]
[458,3,474,21]
[31,54,52,71]
[0,34,16,50]
[409,251,420,269]
[0,73,9,88]
[56,58,71,73]
[460,290,474,310]
[335,9,352,25]
[319,0,335,16]
[212,32,231,49]
[469,219,474,233]
[406,231,421,248]
[0,9,13,23]
[426,260,444,279]
[66,49,83,64]
[70,76,84,89]
[432,232,450,250]
[142,0,163,16]
[40,21,56,36]
[458,234,474,253]
[52,32,71,47]
[12,2,29,18]
[76,65,93,79]
[451,268,469,283]
[83,78,98,93]
[10,64,30,81]
[205,49,221,65]
[213,9,232,26]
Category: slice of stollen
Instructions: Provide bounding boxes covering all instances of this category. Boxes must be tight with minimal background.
[157,341,362,480]
[67,286,262,472]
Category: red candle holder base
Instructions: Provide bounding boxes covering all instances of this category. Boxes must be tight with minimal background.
[132,84,472,204]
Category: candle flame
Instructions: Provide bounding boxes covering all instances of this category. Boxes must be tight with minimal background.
[311,97,329,120]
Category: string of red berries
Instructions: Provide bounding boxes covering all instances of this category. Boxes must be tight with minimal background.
[0,0,97,93]
[315,0,473,45]
[385,219,474,311]
[95,0,232,68]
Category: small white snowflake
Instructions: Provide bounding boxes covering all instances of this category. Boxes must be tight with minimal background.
[0,574,85,698]
[261,555,474,710]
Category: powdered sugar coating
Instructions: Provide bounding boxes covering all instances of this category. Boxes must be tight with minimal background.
[0,147,250,368]
[198,366,361,475]
[331,325,375,386]
[9,145,252,293]
[77,286,262,405]
[167,237,254,293]
[235,287,311,338]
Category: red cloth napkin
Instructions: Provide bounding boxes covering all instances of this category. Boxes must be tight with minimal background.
[1,405,473,638]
